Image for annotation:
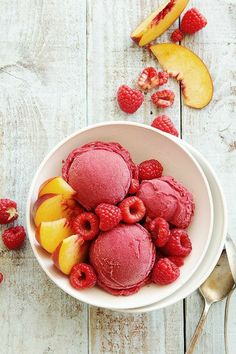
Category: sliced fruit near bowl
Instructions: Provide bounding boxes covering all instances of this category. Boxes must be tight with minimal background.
[151,43,213,109]
[35,218,73,254]
[131,0,189,47]
[38,176,76,198]
[52,235,89,275]
[33,194,77,227]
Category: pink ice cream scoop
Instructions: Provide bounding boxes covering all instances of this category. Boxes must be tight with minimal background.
[62,141,137,210]
[137,176,194,229]
[89,224,156,296]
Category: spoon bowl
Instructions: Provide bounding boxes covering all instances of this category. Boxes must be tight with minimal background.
[200,250,235,303]
[186,250,235,354]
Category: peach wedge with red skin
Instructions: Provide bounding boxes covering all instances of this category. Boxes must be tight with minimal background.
[38,176,76,198]
[52,235,89,275]
[151,43,214,109]
[33,193,76,227]
[36,218,73,254]
[131,0,189,47]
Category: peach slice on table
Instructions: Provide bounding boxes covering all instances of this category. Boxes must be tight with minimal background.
[151,43,214,109]
[38,176,76,198]
[33,194,77,227]
[131,0,189,47]
[35,218,73,254]
[52,235,89,275]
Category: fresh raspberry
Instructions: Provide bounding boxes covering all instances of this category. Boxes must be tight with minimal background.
[0,199,18,225]
[151,89,175,108]
[157,71,169,86]
[117,85,144,114]
[171,29,184,42]
[168,256,185,267]
[161,229,192,256]
[2,226,26,250]
[72,212,99,240]
[0,272,3,284]
[152,258,180,285]
[180,8,207,35]
[139,159,163,180]
[95,203,122,231]
[128,179,140,195]
[119,196,146,224]
[137,67,159,91]
[70,263,97,289]
[149,217,170,247]
[151,115,179,137]
[138,68,169,91]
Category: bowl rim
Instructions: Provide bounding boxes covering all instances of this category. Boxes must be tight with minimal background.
[26,121,214,309]
[118,138,228,313]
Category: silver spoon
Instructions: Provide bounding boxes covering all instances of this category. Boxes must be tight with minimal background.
[186,250,235,354]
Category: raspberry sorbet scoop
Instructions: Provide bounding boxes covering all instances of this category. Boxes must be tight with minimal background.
[137,176,194,229]
[62,142,137,210]
[89,224,156,295]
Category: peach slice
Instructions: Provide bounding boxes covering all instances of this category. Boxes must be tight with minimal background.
[38,176,76,198]
[151,43,213,108]
[131,0,189,46]
[33,194,76,227]
[52,235,89,275]
[36,218,73,254]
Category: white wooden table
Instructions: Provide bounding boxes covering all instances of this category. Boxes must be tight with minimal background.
[0,1,236,353]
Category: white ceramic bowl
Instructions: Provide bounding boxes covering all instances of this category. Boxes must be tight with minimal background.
[26,122,213,310]
[115,138,227,313]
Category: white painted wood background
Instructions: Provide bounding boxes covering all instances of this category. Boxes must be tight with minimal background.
[0,0,235,353]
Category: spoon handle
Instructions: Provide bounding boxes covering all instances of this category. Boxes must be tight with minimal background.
[185,301,211,354]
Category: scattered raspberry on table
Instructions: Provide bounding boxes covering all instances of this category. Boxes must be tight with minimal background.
[0,198,18,225]
[2,225,26,250]
[151,89,175,108]
[151,115,179,137]
[180,8,207,35]
[117,85,144,113]
[171,29,184,42]
[137,67,169,90]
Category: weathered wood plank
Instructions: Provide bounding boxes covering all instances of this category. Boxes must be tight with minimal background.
[0,1,88,353]
[87,1,184,353]
[183,1,236,353]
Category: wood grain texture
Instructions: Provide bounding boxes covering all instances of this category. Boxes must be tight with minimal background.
[0,1,88,353]
[182,1,236,353]
[0,0,235,353]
